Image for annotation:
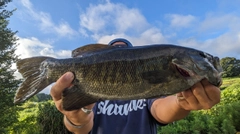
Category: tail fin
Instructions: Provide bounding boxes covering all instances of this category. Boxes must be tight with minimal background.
[14,56,54,104]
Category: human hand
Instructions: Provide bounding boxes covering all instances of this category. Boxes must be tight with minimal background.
[176,79,221,111]
[50,72,95,126]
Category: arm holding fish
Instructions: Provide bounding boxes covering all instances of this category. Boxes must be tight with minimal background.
[50,72,94,134]
[150,79,221,124]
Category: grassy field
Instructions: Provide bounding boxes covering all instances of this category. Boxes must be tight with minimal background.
[221,77,240,90]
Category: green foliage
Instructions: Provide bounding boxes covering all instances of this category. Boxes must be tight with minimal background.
[0,0,12,6]
[221,83,240,104]
[0,0,21,133]
[37,101,71,134]
[158,77,240,134]
[9,101,71,133]
[220,57,240,77]
[36,93,52,101]
[220,77,240,90]
[158,102,240,134]
[10,102,39,134]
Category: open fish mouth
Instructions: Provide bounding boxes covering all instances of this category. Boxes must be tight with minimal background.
[175,65,190,77]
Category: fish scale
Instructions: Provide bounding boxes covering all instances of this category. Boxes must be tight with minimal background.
[14,44,223,110]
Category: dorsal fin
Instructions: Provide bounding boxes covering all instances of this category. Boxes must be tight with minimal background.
[72,43,113,58]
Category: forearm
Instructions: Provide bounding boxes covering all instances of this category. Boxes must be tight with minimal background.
[64,113,94,134]
[151,96,190,124]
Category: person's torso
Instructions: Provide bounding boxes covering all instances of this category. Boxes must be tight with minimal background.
[90,99,158,134]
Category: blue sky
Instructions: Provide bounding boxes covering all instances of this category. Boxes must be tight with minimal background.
[7,0,240,60]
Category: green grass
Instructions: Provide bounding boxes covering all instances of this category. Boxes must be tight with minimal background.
[221,77,240,90]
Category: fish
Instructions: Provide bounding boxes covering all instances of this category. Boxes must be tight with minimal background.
[14,44,223,111]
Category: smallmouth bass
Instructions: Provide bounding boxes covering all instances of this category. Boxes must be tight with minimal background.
[14,44,222,110]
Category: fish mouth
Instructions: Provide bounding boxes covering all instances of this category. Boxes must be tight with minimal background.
[175,65,190,77]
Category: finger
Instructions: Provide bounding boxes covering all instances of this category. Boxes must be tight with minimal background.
[181,88,200,109]
[191,81,212,108]
[176,92,183,97]
[201,79,221,104]
[176,92,191,110]
[182,89,197,103]
[55,99,65,112]
[50,72,74,101]
[176,92,185,101]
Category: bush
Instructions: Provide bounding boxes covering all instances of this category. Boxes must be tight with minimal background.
[10,101,71,133]
[37,101,71,134]
[158,101,240,134]
[10,102,39,134]
[221,83,240,105]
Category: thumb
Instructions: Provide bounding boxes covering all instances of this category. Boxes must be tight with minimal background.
[50,72,74,101]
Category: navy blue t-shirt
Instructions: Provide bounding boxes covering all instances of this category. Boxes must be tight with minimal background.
[89,99,164,134]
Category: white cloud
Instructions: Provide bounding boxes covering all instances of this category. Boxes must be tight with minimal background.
[138,28,166,44]
[96,28,167,46]
[16,37,71,59]
[199,13,240,33]
[80,2,148,34]
[54,21,77,37]
[78,1,240,60]
[20,0,32,9]
[206,32,240,58]
[20,0,77,37]
[181,12,240,59]
[177,31,240,59]
[16,37,52,58]
[114,8,148,33]
[79,1,167,45]
[166,14,197,28]
[14,36,72,86]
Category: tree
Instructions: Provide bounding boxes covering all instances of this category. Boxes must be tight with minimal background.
[0,0,21,132]
[29,93,52,102]
[35,93,52,102]
[220,57,240,77]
